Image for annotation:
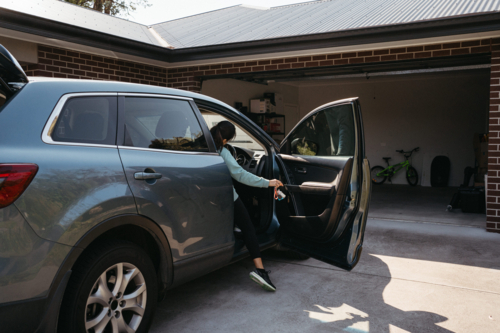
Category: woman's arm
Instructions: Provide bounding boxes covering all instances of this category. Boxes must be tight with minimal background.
[220,148,277,188]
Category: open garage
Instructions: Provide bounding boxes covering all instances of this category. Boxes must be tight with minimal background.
[201,61,491,227]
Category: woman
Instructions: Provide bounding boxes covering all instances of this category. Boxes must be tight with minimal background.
[211,121,283,292]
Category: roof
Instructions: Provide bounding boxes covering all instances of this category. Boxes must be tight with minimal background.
[152,0,500,48]
[0,0,167,47]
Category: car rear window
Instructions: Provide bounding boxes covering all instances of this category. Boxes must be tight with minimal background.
[123,97,208,152]
[51,96,117,145]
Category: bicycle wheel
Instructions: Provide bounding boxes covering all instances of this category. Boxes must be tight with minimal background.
[371,166,387,184]
[406,166,418,186]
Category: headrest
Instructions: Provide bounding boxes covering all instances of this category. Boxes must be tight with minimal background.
[155,111,189,139]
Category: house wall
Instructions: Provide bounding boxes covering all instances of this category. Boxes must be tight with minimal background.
[22,45,167,86]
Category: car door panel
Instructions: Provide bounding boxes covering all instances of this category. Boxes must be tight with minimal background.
[117,95,235,264]
[276,98,371,271]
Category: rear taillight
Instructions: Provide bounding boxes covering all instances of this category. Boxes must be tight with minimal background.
[0,164,38,208]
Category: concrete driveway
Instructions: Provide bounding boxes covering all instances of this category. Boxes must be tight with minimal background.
[150,219,500,333]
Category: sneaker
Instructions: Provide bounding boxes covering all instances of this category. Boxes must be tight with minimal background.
[249,269,276,291]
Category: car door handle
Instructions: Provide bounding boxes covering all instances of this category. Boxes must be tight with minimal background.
[134,172,162,180]
[295,167,307,174]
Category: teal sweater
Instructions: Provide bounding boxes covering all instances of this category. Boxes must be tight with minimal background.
[219,147,269,201]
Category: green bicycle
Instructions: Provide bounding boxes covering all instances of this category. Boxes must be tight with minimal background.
[371,147,420,186]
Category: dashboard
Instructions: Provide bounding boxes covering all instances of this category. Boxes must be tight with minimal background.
[224,144,266,176]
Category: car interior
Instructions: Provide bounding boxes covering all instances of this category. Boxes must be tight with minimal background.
[198,108,275,234]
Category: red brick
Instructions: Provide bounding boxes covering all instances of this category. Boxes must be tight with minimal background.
[415,52,432,59]
[487,210,496,215]
[381,55,397,61]
[60,56,73,62]
[365,56,381,63]
[493,38,500,45]
[228,68,239,73]
[358,51,373,57]
[38,51,45,58]
[327,54,342,59]
[493,51,500,58]
[407,46,424,52]
[319,60,333,66]
[442,42,461,49]
[34,70,53,77]
[198,65,210,70]
[39,58,53,65]
[97,62,109,68]
[98,73,109,79]
[491,79,500,85]
[204,70,216,75]
[292,63,305,68]
[92,67,104,73]
[487,222,497,228]
[425,44,442,51]
[451,48,470,55]
[462,40,481,47]
[374,49,389,55]
[298,56,311,62]
[239,67,251,73]
[491,86,500,92]
[433,50,451,57]
[305,61,319,67]
[46,53,59,60]
[216,69,228,74]
[285,57,298,63]
[334,59,349,65]
[471,46,491,54]
[390,48,406,54]
[398,53,414,60]
[349,58,364,64]
[258,60,271,65]
[60,68,73,74]
[81,65,91,71]
[53,73,67,78]
[265,65,278,70]
[67,51,79,58]
[74,70,85,76]
[342,52,357,58]
[46,65,59,72]
[482,39,492,45]
[233,63,245,68]
[80,53,92,60]
[210,64,222,69]
[252,66,264,71]
[312,55,326,61]
[52,48,66,55]
[278,64,291,69]
[221,63,233,68]
[193,71,204,76]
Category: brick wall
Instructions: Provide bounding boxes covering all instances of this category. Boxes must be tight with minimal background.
[167,38,499,93]
[487,50,500,233]
[22,45,167,86]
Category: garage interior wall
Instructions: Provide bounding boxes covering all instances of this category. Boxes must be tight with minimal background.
[201,69,489,187]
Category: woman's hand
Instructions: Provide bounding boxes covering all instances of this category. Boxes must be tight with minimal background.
[268,179,284,187]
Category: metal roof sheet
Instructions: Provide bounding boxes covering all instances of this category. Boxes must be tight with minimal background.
[0,0,164,47]
[152,0,500,48]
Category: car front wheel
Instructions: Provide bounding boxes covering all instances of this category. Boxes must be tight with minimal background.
[59,240,158,333]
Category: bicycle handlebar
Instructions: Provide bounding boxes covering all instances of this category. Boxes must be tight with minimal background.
[396,147,420,154]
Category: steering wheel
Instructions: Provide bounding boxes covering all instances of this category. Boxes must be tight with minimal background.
[224,143,237,159]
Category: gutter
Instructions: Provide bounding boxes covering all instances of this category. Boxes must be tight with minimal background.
[0,8,499,64]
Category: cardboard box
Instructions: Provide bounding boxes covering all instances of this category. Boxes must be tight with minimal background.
[263,93,284,114]
[250,99,271,113]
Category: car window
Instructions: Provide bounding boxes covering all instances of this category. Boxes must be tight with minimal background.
[123,97,208,152]
[289,104,355,157]
[200,110,265,151]
[51,96,117,145]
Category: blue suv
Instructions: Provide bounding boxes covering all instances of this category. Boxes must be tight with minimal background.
[0,45,371,333]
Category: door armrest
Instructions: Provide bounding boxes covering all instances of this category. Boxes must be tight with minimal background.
[286,182,335,196]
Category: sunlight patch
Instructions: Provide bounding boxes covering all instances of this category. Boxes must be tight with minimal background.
[305,303,368,325]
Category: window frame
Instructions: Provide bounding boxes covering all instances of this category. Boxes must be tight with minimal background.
[41,92,118,148]
[116,93,217,155]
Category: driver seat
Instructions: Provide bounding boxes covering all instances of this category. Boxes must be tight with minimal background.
[383,157,391,164]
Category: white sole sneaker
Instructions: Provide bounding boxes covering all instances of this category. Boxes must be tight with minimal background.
[249,272,276,291]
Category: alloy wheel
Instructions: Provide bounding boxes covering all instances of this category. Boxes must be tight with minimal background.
[85,263,147,333]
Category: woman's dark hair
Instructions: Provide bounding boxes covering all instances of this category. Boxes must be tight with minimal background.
[210,121,236,150]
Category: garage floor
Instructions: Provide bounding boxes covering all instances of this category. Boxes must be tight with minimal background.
[150,219,500,333]
[369,184,485,228]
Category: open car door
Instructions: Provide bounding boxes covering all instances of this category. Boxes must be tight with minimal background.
[0,44,28,104]
[275,98,371,271]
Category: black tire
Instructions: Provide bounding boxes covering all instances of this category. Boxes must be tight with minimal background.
[406,166,419,186]
[370,166,387,184]
[58,240,158,333]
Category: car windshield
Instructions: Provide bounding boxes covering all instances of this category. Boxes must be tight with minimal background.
[200,110,265,151]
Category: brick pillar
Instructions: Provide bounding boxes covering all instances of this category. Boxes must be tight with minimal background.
[487,49,500,233]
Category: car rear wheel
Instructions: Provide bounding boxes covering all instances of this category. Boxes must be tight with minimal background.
[59,241,157,333]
